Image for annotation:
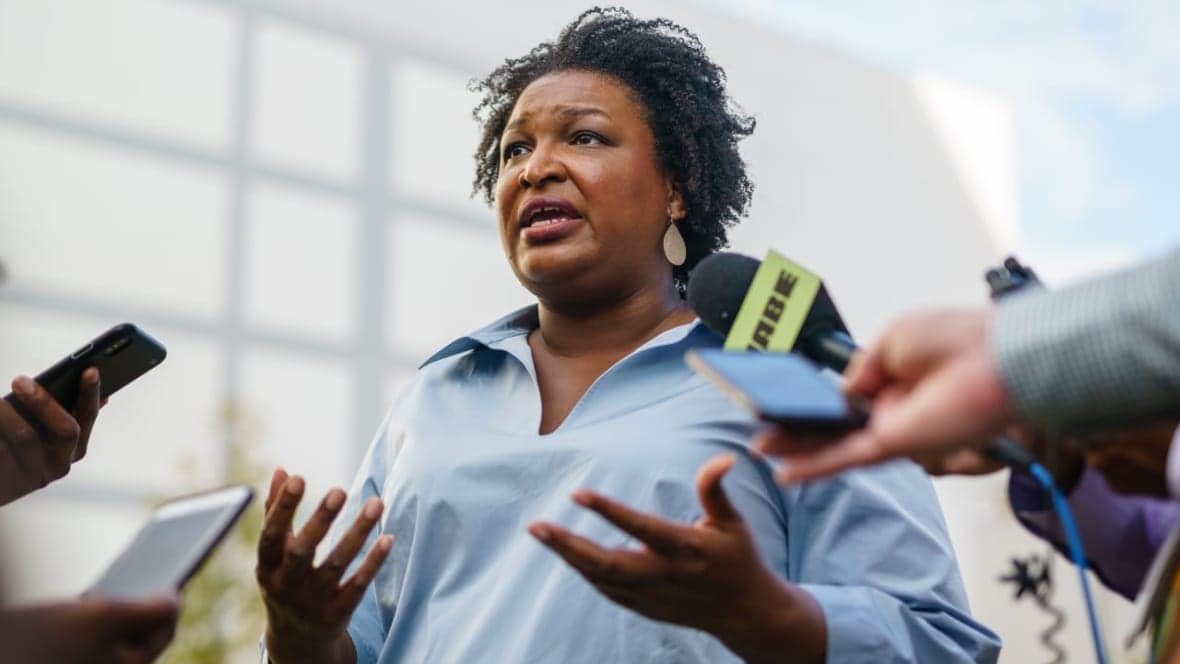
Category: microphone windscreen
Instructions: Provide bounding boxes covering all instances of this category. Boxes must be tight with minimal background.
[687,252,760,338]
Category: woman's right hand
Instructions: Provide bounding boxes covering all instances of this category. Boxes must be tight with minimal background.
[257,468,393,664]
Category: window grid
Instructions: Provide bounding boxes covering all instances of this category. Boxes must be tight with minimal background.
[0,0,493,505]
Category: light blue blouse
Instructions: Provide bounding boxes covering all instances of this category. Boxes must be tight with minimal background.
[332,306,1000,663]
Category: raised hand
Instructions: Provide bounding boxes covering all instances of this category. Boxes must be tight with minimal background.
[256,468,393,664]
[528,454,826,664]
[0,368,102,505]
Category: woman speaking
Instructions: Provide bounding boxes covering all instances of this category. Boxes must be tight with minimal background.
[255,8,1000,663]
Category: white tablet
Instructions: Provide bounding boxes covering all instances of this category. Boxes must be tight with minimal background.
[87,485,254,600]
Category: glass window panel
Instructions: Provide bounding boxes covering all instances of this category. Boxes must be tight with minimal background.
[252,21,361,181]
[0,305,224,494]
[240,349,352,510]
[0,0,236,150]
[386,215,530,358]
[0,495,148,601]
[0,125,228,319]
[390,60,485,215]
[244,183,357,342]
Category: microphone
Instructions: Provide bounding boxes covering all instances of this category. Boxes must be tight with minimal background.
[687,250,1034,468]
[687,251,856,371]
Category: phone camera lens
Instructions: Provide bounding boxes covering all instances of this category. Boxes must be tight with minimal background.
[104,336,132,357]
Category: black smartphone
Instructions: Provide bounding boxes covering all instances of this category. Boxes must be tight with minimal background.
[3,323,167,413]
[87,485,254,599]
[686,348,868,431]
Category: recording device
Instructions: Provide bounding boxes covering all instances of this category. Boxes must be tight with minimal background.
[687,251,856,371]
[87,485,254,600]
[686,349,868,430]
[686,250,1033,468]
[2,323,166,413]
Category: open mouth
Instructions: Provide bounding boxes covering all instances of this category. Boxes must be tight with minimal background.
[519,198,583,230]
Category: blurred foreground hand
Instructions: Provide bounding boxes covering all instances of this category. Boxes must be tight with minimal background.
[0,594,179,664]
[756,308,1013,483]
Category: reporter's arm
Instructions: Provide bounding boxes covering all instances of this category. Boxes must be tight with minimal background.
[994,247,1180,431]
[1008,465,1180,600]
[1,595,179,664]
[0,369,101,505]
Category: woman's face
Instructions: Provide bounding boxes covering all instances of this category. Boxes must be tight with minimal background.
[495,69,682,302]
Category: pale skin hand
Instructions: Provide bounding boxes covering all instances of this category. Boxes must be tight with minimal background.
[1,594,180,664]
[0,368,102,505]
[257,468,394,664]
[528,454,827,664]
[756,308,1015,483]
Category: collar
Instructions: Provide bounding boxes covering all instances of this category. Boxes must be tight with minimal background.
[419,304,716,368]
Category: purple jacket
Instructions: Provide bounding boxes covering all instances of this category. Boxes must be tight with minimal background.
[1008,466,1180,600]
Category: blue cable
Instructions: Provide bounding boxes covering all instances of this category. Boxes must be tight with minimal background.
[1027,460,1109,664]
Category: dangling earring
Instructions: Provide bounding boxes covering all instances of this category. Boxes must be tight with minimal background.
[663,218,687,267]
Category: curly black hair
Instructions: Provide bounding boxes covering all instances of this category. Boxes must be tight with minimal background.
[471,7,755,290]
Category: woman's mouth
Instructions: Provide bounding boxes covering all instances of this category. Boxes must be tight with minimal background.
[523,215,584,242]
[519,198,585,243]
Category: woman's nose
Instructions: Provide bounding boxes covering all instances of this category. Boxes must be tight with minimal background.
[520,144,567,188]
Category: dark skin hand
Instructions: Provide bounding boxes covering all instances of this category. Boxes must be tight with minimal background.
[0,368,102,505]
[1,594,179,664]
[1076,420,1178,497]
[257,468,393,664]
[529,454,826,664]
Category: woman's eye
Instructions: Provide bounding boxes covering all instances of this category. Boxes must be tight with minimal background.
[503,143,529,161]
[572,131,603,146]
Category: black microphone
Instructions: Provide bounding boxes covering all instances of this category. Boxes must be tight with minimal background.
[687,251,1034,468]
[687,252,857,371]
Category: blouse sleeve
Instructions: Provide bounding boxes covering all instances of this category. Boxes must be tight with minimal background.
[338,411,403,663]
[787,460,1002,663]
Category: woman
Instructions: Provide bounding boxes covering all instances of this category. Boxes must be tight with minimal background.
[256,9,1000,663]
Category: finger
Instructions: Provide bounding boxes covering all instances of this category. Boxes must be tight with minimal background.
[592,581,645,612]
[935,447,1004,476]
[696,453,742,524]
[71,368,101,462]
[284,488,347,576]
[871,350,1008,456]
[10,375,81,448]
[753,427,838,457]
[336,534,393,610]
[0,397,41,462]
[775,429,888,484]
[319,498,385,584]
[257,475,304,570]
[105,597,180,664]
[100,595,180,633]
[528,522,657,586]
[265,468,289,512]
[844,339,887,396]
[571,490,695,556]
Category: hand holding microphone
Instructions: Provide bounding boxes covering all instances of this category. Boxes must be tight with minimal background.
[757,306,1015,482]
[686,251,1020,482]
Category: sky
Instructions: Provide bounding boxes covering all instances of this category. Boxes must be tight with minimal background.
[703,0,1180,279]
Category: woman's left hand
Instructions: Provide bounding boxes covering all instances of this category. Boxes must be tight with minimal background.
[528,454,826,664]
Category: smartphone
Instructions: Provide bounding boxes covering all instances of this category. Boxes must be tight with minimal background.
[87,485,255,600]
[3,323,166,413]
[686,348,868,431]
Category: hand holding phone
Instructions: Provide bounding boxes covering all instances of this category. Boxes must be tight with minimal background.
[0,368,102,506]
[0,323,166,505]
[686,349,868,431]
